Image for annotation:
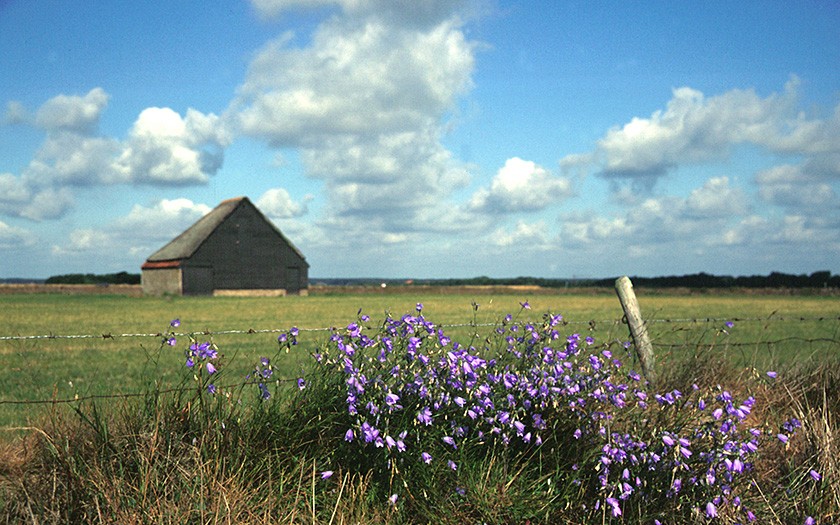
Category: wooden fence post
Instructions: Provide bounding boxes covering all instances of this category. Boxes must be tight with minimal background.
[614,276,656,384]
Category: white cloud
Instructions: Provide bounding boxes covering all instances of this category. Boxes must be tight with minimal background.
[561,177,750,249]
[56,228,111,253]
[491,220,550,248]
[114,107,231,185]
[469,157,573,213]
[113,198,212,236]
[236,18,474,143]
[756,161,838,208]
[1,90,231,221]
[53,198,212,257]
[0,220,34,248]
[720,213,840,250]
[233,5,476,234]
[34,88,109,133]
[570,78,840,185]
[561,213,632,246]
[0,173,31,209]
[257,187,309,218]
[20,187,75,221]
[684,176,749,218]
[25,133,122,185]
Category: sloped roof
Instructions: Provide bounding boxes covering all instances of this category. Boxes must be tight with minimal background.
[144,196,307,264]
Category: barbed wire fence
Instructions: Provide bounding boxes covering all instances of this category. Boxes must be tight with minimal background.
[3,314,839,342]
[1,311,839,418]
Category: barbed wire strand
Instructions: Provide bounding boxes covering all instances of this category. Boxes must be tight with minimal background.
[2,316,839,342]
[0,378,300,407]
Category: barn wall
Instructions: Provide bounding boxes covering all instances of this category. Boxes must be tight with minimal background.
[141,268,182,296]
[187,203,308,293]
[182,266,215,295]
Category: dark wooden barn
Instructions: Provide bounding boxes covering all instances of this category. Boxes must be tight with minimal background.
[141,196,309,296]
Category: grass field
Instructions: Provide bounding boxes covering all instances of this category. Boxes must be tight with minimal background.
[1,287,839,523]
[1,288,838,430]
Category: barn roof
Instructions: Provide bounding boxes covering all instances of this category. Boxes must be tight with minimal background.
[144,196,307,265]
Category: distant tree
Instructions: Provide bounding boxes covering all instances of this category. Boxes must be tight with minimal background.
[45,272,140,285]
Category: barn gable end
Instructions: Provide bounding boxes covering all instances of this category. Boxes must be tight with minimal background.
[141,197,309,296]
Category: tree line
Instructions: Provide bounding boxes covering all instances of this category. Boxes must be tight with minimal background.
[40,270,840,289]
[417,271,839,289]
[45,272,141,285]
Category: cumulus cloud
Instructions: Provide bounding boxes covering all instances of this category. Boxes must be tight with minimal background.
[19,187,76,221]
[469,157,572,214]
[0,220,34,249]
[755,158,839,208]
[491,220,551,248]
[54,198,212,256]
[257,187,309,218]
[34,88,109,133]
[25,133,121,186]
[1,89,230,221]
[568,78,840,187]
[720,213,840,252]
[560,177,749,249]
[0,173,31,213]
[684,176,749,218]
[233,4,476,233]
[114,107,231,185]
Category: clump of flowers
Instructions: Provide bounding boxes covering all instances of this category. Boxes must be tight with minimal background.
[304,308,799,521]
[165,319,290,403]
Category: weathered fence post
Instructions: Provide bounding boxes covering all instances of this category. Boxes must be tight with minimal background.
[615,276,656,384]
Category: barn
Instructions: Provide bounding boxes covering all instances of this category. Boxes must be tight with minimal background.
[141,197,309,296]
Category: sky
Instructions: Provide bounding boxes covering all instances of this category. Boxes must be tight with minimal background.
[1,0,839,280]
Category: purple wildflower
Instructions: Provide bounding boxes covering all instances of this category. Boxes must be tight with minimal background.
[417,406,433,425]
[385,392,400,406]
[809,469,821,481]
[421,452,432,464]
[170,318,180,327]
[297,378,306,390]
[321,470,334,479]
[705,501,717,518]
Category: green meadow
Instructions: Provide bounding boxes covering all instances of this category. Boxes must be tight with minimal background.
[1,288,838,430]
[1,288,839,523]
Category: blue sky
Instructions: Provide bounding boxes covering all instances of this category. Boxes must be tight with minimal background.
[1,0,838,279]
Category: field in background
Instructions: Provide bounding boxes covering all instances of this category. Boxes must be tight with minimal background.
[1,287,839,430]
